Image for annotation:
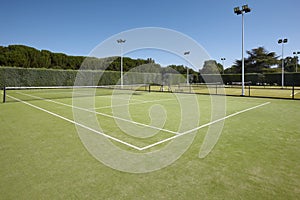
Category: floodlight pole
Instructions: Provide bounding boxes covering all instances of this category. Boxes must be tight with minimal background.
[221,58,226,74]
[241,12,245,96]
[297,56,298,73]
[184,51,190,85]
[187,67,189,85]
[278,38,288,88]
[281,41,284,88]
[293,52,299,73]
[234,5,251,96]
[117,39,126,87]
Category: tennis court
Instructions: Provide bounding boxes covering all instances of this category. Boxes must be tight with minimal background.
[1,86,300,199]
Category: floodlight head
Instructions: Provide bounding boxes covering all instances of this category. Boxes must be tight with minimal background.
[242,4,251,13]
[234,7,242,15]
[283,38,288,43]
[117,39,126,43]
[278,39,283,44]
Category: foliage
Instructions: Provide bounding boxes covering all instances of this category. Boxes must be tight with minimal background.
[0,66,190,87]
[0,45,85,69]
[0,45,196,75]
[200,60,223,74]
[228,47,279,73]
[282,56,299,72]
[198,72,300,86]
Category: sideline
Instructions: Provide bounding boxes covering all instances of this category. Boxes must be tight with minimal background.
[8,93,270,151]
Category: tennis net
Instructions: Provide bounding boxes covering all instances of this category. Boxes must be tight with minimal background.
[2,84,150,103]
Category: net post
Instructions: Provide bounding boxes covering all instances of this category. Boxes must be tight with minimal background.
[292,83,295,99]
[148,84,151,93]
[3,86,6,103]
[248,82,251,97]
[215,84,218,95]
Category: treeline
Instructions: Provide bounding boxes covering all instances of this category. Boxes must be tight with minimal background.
[0,45,85,69]
[0,45,155,71]
[0,45,197,75]
[224,47,299,74]
[2,44,297,77]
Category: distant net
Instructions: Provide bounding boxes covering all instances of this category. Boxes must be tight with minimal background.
[3,84,150,103]
[149,82,224,95]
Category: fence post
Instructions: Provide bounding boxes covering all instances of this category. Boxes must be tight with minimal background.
[292,83,295,100]
[3,86,6,103]
[248,83,251,96]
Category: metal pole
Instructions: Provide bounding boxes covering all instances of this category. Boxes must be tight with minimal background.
[221,58,225,74]
[248,83,251,96]
[296,56,298,73]
[186,67,189,85]
[3,86,6,103]
[241,12,245,96]
[292,83,295,99]
[121,44,123,88]
[117,39,126,88]
[184,51,190,85]
[281,43,284,88]
[296,56,298,72]
[222,60,225,74]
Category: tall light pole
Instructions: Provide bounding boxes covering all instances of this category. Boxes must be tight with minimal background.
[184,51,190,85]
[117,39,126,87]
[278,38,288,88]
[221,58,226,74]
[234,4,251,96]
[293,51,300,73]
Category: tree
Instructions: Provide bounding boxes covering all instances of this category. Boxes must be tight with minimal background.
[230,47,279,73]
[282,56,298,72]
[200,60,221,74]
[165,65,186,74]
[217,63,224,74]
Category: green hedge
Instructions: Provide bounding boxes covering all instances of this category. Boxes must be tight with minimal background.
[200,73,300,86]
[2,66,298,87]
[0,67,120,87]
[0,66,186,87]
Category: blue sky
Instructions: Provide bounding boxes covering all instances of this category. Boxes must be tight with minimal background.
[1,0,299,69]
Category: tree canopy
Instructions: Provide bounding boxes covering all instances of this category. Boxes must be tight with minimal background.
[1,45,298,76]
[0,45,199,75]
[200,60,224,74]
[226,47,279,73]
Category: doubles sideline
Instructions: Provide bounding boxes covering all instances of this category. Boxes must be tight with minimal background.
[8,93,270,151]
[16,92,179,135]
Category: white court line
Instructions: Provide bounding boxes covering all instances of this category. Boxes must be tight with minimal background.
[138,102,271,150]
[93,94,147,102]
[16,92,179,135]
[72,91,147,103]
[9,92,270,151]
[7,94,143,151]
[94,97,185,110]
[290,91,299,96]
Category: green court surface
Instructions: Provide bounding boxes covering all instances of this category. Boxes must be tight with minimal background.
[0,89,299,199]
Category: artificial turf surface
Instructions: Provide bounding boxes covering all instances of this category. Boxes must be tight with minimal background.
[0,90,299,199]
